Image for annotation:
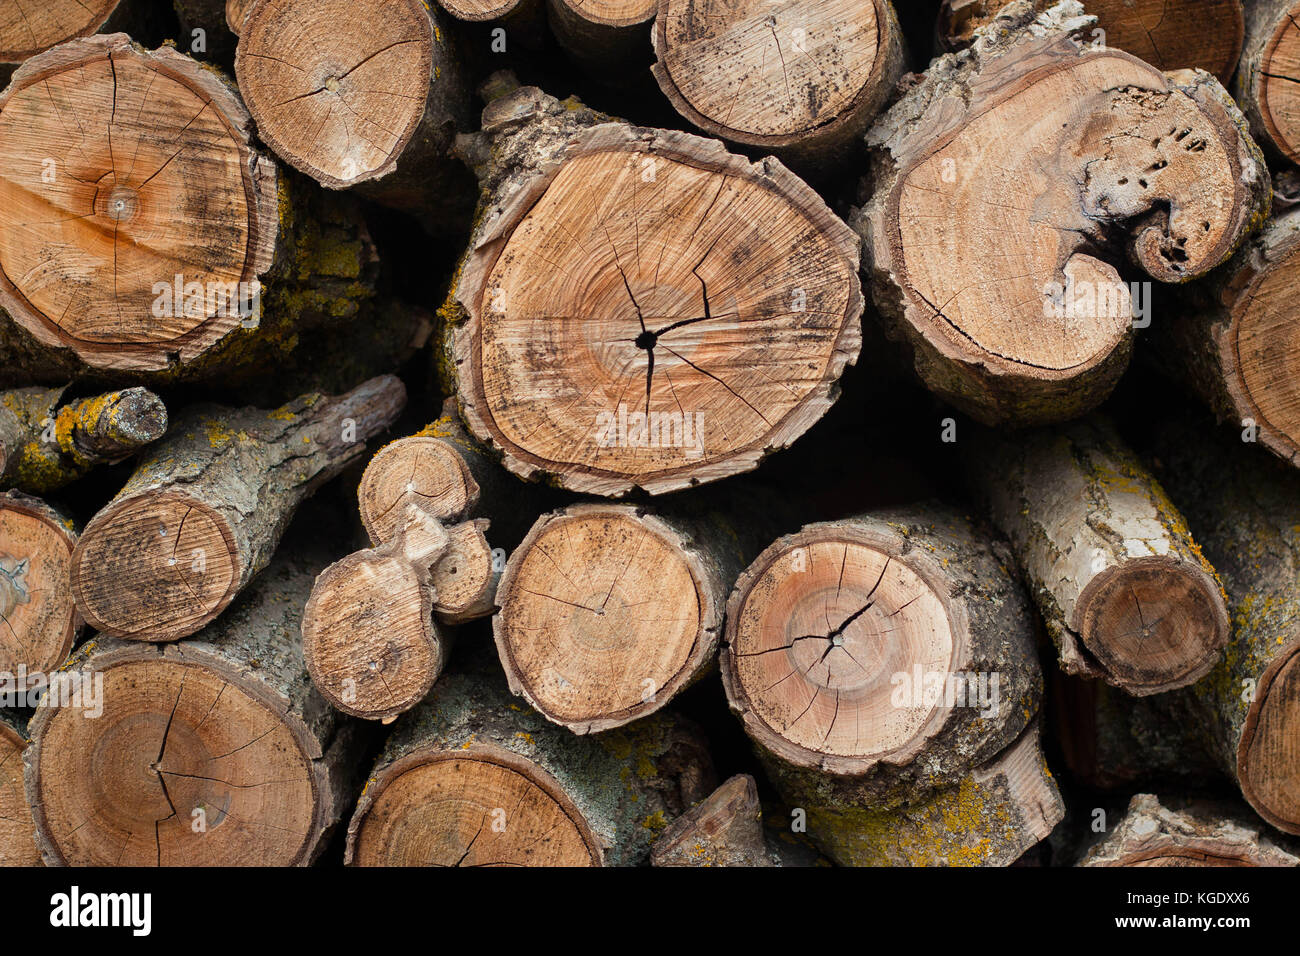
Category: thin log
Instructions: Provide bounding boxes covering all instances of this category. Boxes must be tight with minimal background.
[855,0,1269,425]
[69,375,406,642]
[965,418,1229,694]
[546,0,657,76]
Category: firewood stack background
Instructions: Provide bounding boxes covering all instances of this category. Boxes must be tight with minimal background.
[0,0,1297,868]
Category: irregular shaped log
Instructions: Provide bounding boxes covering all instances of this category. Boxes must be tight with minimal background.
[303,499,455,721]
[25,542,367,866]
[235,0,475,229]
[547,0,657,76]
[0,492,81,689]
[651,774,778,867]
[938,0,1244,82]
[345,655,715,866]
[0,711,40,866]
[800,724,1063,866]
[856,1,1269,425]
[722,507,1041,811]
[1080,793,1300,866]
[1237,0,1300,165]
[495,502,743,734]
[1,386,166,493]
[651,0,905,173]
[965,418,1228,694]
[1145,418,1300,834]
[1158,207,1300,469]
[445,86,863,495]
[0,34,385,382]
[69,375,406,643]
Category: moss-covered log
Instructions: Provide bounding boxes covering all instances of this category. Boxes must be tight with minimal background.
[69,376,406,643]
[0,386,166,493]
[965,418,1228,694]
[345,652,716,866]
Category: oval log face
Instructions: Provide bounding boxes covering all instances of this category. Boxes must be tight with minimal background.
[495,507,708,731]
[1240,640,1300,834]
[31,655,321,865]
[461,131,862,495]
[1259,4,1300,163]
[728,536,955,763]
[0,498,77,680]
[555,0,656,28]
[655,0,884,141]
[351,749,601,866]
[236,0,434,187]
[0,724,39,866]
[0,1,120,62]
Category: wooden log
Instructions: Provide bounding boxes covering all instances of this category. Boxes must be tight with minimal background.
[855,0,1269,426]
[445,86,863,495]
[234,0,476,230]
[964,418,1229,694]
[650,0,906,175]
[721,507,1042,809]
[546,0,657,76]
[0,492,81,690]
[302,498,456,722]
[494,501,743,734]
[1080,793,1300,866]
[24,541,368,866]
[1236,0,1300,165]
[0,0,151,72]
[1156,207,1300,469]
[798,723,1063,866]
[1,386,166,493]
[650,773,778,867]
[0,34,387,383]
[68,375,406,643]
[938,0,1245,82]
[0,711,40,866]
[1144,418,1300,834]
[345,652,715,866]
[437,0,545,44]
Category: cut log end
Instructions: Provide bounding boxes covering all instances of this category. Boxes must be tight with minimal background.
[0,0,123,62]
[433,519,497,622]
[348,745,602,866]
[0,721,39,866]
[438,0,529,20]
[1076,556,1228,693]
[455,125,862,495]
[495,505,717,733]
[554,0,655,29]
[358,435,480,541]
[70,492,237,642]
[724,530,955,772]
[28,647,328,865]
[652,0,901,153]
[1243,2,1300,163]
[650,773,775,867]
[0,34,277,372]
[0,493,79,681]
[1239,638,1300,834]
[235,0,435,189]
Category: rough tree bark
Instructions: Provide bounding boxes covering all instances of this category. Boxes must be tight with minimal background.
[235,0,476,231]
[68,375,406,643]
[1145,416,1300,835]
[344,651,716,866]
[965,418,1229,694]
[0,34,396,386]
[24,541,368,866]
[650,0,906,175]
[855,0,1269,426]
[938,0,1245,83]
[0,711,40,867]
[1236,0,1300,165]
[720,507,1057,864]
[1080,793,1300,866]
[494,502,744,734]
[1156,207,1300,470]
[651,773,782,867]
[0,492,81,690]
[546,0,657,76]
[0,386,166,493]
[445,85,863,495]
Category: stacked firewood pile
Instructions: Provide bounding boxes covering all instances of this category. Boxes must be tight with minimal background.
[0,0,1297,868]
